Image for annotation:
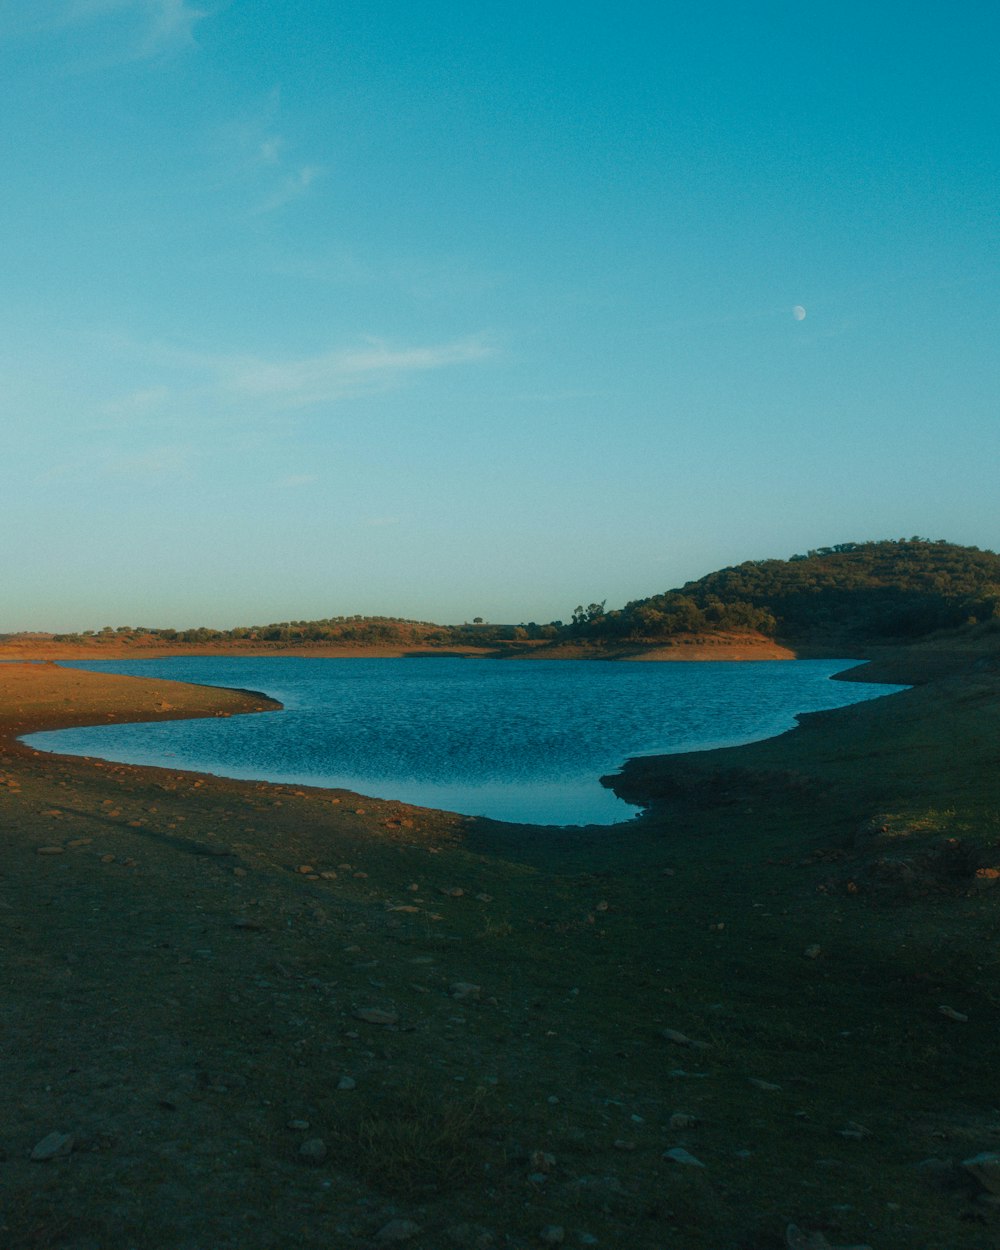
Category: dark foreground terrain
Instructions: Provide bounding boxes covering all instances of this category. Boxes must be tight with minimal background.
[2,640,999,1249]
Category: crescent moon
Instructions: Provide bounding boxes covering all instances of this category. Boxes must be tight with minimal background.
[792,305,807,321]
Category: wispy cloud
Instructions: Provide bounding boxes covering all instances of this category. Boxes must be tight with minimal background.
[4,0,208,62]
[86,332,495,430]
[215,338,495,406]
[255,163,324,214]
[212,89,325,215]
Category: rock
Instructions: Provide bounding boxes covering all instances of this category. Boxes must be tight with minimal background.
[663,1146,705,1167]
[749,1078,782,1091]
[963,1152,1000,1195]
[376,1218,422,1242]
[786,1227,832,1250]
[450,982,482,1001]
[939,1004,968,1021]
[35,845,65,855]
[530,1150,556,1172]
[299,1138,327,1164]
[669,1113,698,1129]
[540,1226,565,1245]
[661,1028,709,1050]
[785,1226,874,1250]
[297,865,315,875]
[804,945,822,959]
[31,1131,74,1161]
[353,1008,399,1026]
[337,1076,356,1091]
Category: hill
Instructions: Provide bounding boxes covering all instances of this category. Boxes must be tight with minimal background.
[571,538,1000,648]
[6,538,999,658]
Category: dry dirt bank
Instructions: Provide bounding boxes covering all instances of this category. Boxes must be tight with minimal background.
[3,653,1000,1249]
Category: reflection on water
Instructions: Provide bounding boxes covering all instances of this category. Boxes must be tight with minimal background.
[23,657,905,826]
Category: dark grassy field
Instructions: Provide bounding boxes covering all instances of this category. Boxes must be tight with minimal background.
[2,642,999,1249]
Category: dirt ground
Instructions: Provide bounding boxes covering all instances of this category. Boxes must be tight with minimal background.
[2,647,1000,1249]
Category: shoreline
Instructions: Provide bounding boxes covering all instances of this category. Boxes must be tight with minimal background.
[14,653,898,829]
[4,643,1000,1248]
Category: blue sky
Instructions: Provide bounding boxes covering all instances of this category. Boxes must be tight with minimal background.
[2,1,997,631]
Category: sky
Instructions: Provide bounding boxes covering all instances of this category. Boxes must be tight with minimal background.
[2,1,997,632]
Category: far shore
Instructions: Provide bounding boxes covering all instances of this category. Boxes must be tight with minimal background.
[1,631,806,664]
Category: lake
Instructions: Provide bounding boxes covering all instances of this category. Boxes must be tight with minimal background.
[23,657,905,826]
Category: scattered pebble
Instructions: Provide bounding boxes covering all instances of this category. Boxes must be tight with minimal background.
[661,1028,709,1050]
[353,1008,399,1026]
[964,1152,1000,1195]
[31,1132,74,1161]
[663,1146,705,1167]
[450,981,482,1001]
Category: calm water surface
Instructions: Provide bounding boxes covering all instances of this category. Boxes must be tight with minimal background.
[24,657,905,825]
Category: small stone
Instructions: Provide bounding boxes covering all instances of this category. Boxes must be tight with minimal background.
[530,1150,556,1172]
[337,1076,356,1091]
[31,1131,74,1161]
[804,945,822,959]
[100,853,116,863]
[297,865,315,875]
[613,1139,636,1151]
[786,1226,833,1250]
[964,1152,1000,1195]
[669,1113,698,1129]
[299,1138,327,1164]
[661,1028,709,1050]
[66,838,92,848]
[540,1227,565,1245]
[939,1004,968,1021]
[749,1078,782,1091]
[376,1218,422,1242]
[450,982,482,1001]
[663,1146,705,1167]
[36,845,65,855]
[287,1119,310,1130]
[353,1007,399,1026]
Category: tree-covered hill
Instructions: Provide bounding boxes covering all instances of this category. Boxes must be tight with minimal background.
[575,539,1000,645]
[18,538,1000,653]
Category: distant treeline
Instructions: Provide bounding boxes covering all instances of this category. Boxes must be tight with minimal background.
[570,539,1000,645]
[36,539,1000,650]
